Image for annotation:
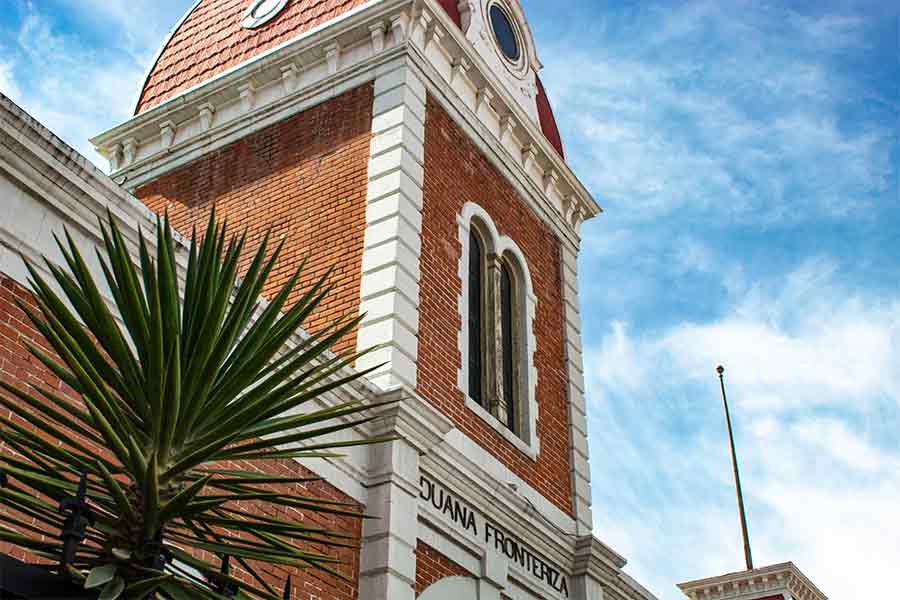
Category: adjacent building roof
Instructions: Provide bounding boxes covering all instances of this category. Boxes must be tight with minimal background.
[134,0,566,157]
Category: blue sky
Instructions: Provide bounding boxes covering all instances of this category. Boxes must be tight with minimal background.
[0,1,897,598]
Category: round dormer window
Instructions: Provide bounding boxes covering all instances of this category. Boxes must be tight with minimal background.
[489,4,520,62]
[241,0,289,29]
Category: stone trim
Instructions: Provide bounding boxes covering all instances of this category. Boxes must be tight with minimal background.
[561,244,593,534]
[355,62,427,390]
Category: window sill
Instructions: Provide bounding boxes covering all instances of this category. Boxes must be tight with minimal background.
[463,395,540,461]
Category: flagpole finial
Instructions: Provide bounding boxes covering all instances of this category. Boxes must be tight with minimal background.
[717,365,725,375]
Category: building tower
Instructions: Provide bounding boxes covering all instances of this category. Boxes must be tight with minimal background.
[96,0,649,598]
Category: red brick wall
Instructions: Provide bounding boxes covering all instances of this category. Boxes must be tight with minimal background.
[0,274,362,598]
[415,541,469,597]
[136,84,373,355]
[417,98,574,516]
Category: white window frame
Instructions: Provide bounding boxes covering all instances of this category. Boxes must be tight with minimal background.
[457,202,539,459]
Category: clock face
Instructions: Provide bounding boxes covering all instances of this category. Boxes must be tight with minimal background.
[241,0,289,29]
[489,5,520,62]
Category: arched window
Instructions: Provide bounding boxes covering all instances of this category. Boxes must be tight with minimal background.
[468,229,485,407]
[458,204,539,457]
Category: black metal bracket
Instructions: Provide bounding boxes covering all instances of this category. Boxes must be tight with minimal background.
[58,473,95,569]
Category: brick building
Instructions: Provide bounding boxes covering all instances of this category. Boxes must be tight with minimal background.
[0,1,828,599]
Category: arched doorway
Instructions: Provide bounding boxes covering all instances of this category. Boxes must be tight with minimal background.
[418,576,479,600]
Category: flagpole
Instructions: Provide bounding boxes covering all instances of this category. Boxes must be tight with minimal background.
[717,365,754,571]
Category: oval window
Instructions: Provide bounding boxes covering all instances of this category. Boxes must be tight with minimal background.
[241,0,289,29]
[489,5,520,62]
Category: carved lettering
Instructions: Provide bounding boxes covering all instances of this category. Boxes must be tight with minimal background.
[421,477,569,597]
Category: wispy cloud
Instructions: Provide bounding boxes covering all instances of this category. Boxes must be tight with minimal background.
[540,3,894,226]
[0,61,22,103]
[2,2,154,166]
[585,258,900,599]
[56,0,185,60]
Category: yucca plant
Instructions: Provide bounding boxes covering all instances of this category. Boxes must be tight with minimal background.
[0,211,389,599]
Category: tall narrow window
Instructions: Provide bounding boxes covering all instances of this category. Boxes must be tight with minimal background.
[468,230,484,406]
[500,261,516,433]
[458,204,539,455]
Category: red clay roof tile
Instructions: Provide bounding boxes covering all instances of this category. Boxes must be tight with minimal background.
[135,0,369,113]
[136,0,566,161]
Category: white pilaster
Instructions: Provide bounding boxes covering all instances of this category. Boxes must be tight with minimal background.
[360,389,453,600]
[477,551,508,600]
[356,63,427,390]
[359,438,420,600]
[571,536,621,600]
[562,243,593,535]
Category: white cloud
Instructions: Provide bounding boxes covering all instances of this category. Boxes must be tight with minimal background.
[57,0,189,61]
[0,61,22,104]
[540,3,893,226]
[794,14,866,48]
[5,4,153,167]
[585,260,900,599]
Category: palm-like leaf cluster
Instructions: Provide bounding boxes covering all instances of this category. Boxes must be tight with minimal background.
[0,212,387,598]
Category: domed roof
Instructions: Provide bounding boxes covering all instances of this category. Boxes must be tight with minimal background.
[135,0,369,114]
[134,0,564,157]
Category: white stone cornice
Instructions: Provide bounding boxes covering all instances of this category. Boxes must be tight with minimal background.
[475,85,495,114]
[390,10,412,44]
[238,82,257,112]
[122,137,138,166]
[159,120,176,150]
[370,387,454,453]
[521,143,537,172]
[92,0,411,168]
[324,42,342,74]
[369,21,387,53]
[498,113,514,144]
[197,102,215,131]
[280,62,301,93]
